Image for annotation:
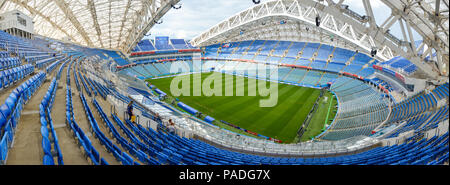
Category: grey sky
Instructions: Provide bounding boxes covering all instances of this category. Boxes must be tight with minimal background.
[148,0,421,41]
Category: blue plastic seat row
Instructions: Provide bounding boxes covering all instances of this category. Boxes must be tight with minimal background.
[131,115,448,165]
[56,59,70,80]
[111,114,161,165]
[92,99,154,165]
[73,64,81,91]
[40,78,63,165]
[0,71,46,164]
[84,76,97,96]
[70,91,107,164]
[25,55,51,63]
[91,79,107,99]
[0,57,21,70]
[0,64,34,89]
[45,60,62,74]
[35,57,57,69]
[65,84,108,165]
[80,93,136,165]
[431,83,449,100]
[78,72,92,96]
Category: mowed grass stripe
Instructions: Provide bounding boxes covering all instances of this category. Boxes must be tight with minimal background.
[201,74,270,113]
[277,89,320,141]
[184,73,256,115]
[248,88,302,140]
[198,73,247,107]
[215,76,295,126]
[207,76,277,125]
[255,87,319,141]
[225,84,296,132]
[149,72,325,143]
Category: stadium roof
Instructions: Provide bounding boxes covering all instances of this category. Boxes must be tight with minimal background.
[0,0,180,53]
[191,0,449,80]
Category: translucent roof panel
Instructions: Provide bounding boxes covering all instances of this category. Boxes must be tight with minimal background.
[0,0,179,53]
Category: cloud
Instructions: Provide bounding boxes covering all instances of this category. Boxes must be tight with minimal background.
[148,0,256,40]
[147,0,420,41]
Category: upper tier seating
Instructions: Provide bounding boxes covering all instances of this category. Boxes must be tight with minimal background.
[101,50,129,66]
[171,39,189,49]
[155,40,174,51]
[378,56,418,75]
[431,83,449,101]
[315,44,334,61]
[203,40,377,78]
[136,40,156,52]
[300,43,320,59]
[319,77,390,140]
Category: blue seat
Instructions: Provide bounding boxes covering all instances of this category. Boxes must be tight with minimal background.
[25,80,32,91]
[41,126,49,138]
[15,86,24,97]
[42,136,52,156]
[0,72,4,89]
[2,71,9,87]
[6,69,13,83]
[12,68,18,81]
[0,111,7,131]
[4,97,16,111]
[40,117,48,126]
[0,104,11,120]
[122,152,134,165]
[100,158,108,165]
[43,154,54,165]
[156,152,168,163]
[20,84,29,101]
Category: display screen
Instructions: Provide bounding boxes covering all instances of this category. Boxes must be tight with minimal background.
[17,16,27,27]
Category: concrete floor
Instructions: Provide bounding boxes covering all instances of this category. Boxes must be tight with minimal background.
[4,60,155,165]
[6,70,55,165]
[50,64,89,165]
[69,62,120,165]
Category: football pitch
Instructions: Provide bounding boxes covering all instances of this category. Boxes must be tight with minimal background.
[148,72,337,143]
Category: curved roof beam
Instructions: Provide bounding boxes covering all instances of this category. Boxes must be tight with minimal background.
[191,0,448,80]
[122,0,180,53]
[54,0,93,47]
[116,0,132,48]
[1,0,177,53]
[0,0,6,9]
[4,0,77,42]
[87,0,104,48]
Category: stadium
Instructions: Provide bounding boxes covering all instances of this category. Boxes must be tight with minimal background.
[0,0,448,166]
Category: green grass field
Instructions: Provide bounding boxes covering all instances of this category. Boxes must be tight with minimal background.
[148,72,336,143]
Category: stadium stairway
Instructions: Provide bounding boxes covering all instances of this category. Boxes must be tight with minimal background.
[48,62,88,164]
[76,60,146,164]
[6,64,61,164]
[69,62,120,165]
[88,95,141,163]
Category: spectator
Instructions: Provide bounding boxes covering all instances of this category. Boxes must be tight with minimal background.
[168,119,176,134]
[127,101,134,121]
[154,112,162,123]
